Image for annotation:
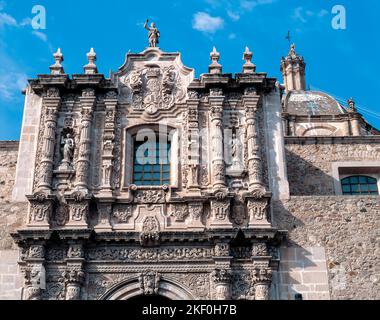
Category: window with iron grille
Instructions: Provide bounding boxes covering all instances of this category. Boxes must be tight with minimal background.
[133,137,171,186]
[341,175,379,195]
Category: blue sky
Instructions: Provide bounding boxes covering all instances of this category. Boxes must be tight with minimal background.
[0,0,379,139]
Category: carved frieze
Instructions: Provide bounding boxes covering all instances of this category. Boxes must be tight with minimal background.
[85,247,215,261]
[134,190,165,204]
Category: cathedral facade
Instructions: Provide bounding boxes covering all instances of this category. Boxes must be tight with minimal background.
[0,40,379,300]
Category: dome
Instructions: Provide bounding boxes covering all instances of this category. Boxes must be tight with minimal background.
[284,91,346,116]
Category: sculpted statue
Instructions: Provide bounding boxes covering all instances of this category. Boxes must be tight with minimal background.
[144,19,160,47]
[59,133,75,170]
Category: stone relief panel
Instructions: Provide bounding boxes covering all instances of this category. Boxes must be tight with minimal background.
[113,48,194,115]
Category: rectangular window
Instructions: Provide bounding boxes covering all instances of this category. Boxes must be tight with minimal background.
[133,138,171,186]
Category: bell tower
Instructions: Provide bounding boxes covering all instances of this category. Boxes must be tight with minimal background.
[280,44,306,92]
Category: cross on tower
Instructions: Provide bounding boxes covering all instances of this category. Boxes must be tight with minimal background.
[285,31,291,45]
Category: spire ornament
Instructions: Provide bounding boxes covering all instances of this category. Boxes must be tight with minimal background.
[242,46,256,74]
[347,97,357,113]
[209,47,222,74]
[84,48,98,75]
[50,48,65,75]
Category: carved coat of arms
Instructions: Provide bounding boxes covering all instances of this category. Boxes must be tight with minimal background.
[124,65,185,114]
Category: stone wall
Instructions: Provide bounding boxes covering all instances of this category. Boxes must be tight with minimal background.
[277,247,330,300]
[0,142,26,250]
[0,141,19,203]
[0,142,25,299]
[285,137,380,196]
[273,196,380,300]
[0,250,22,300]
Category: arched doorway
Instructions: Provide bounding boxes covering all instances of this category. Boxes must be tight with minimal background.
[100,277,195,300]
[127,295,172,302]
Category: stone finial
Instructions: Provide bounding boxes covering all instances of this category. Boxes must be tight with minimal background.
[50,48,65,75]
[242,46,256,74]
[209,46,222,74]
[347,97,357,112]
[84,48,98,75]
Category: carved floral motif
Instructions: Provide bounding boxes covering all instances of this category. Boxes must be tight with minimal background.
[112,205,133,223]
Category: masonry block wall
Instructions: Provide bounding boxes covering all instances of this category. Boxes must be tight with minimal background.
[285,137,380,196]
[0,142,24,300]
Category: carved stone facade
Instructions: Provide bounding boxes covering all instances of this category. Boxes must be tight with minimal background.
[1,43,379,300]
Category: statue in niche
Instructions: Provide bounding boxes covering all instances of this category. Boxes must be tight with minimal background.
[144,19,160,48]
[230,130,243,169]
[59,131,75,170]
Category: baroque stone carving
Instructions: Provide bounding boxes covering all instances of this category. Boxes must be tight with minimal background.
[67,245,84,259]
[139,271,161,295]
[170,204,189,222]
[85,247,215,261]
[140,216,160,245]
[251,243,268,257]
[29,245,45,259]
[214,243,230,257]
[212,269,232,300]
[247,198,268,221]
[135,190,164,204]
[124,65,186,111]
[112,205,133,223]
[211,200,230,221]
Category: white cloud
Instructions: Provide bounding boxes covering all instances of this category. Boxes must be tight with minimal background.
[19,17,32,27]
[227,10,240,21]
[318,9,329,17]
[293,7,329,23]
[0,12,17,27]
[32,30,48,42]
[192,12,224,33]
[240,0,276,11]
[293,7,307,23]
[0,72,28,101]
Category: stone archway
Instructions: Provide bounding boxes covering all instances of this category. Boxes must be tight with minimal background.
[100,276,195,300]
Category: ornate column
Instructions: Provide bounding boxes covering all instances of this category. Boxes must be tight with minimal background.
[75,89,95,192]
[209,89,226,191]
[243,88,263,192]
[252,267,272,300]
[63,244,85,300]
[187,90,201,195]
[212,242,232,300]
[37,88,60,192]
[100,91,118,196]
[212,268,232,300]
[23,244,46,300]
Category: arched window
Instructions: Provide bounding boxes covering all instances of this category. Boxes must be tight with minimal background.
[133,133,171,186]
[341,176,379,195]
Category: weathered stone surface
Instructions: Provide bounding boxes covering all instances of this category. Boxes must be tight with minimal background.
[286,140,380,196]
[273,196,380,300]
[0,142,18,203]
